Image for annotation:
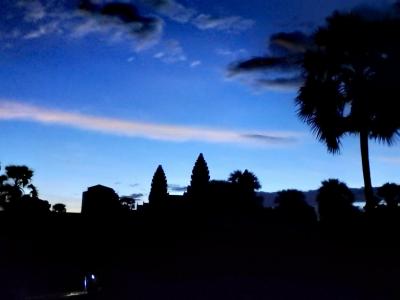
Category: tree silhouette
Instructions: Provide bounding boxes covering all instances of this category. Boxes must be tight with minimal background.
[187,153,210,197]
[52,203,67,214]
[296,12,400,210]
[377,183,400,209]
[148,165,168,207]
[274,189,317,224]
[228,169,262,208]
[228,169,261,193]
[0,165,39,210]
[316,179,356,224]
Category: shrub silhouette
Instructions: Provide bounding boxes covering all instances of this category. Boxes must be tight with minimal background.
[316,179,356,224]
[377,183,400,209]
[52,203,67,214]
[274,189,317,224]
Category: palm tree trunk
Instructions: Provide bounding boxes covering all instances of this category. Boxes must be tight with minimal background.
[360,130,375,211]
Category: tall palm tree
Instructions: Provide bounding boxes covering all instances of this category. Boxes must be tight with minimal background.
[296,12,400,210]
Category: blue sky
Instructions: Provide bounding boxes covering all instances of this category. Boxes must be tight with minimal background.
[0,0,398,211]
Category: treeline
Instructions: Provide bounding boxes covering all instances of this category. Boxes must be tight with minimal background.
[2,154,400,230]
[0,165,66,214]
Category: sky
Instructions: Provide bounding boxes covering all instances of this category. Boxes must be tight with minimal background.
[0,0,399,212]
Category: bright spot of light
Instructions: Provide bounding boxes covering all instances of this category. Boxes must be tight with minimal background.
[65,291,87,297]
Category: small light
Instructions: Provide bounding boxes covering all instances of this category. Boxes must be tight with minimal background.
[91,274,95,280]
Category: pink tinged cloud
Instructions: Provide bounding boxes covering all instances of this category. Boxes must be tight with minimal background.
[0,101,300,146]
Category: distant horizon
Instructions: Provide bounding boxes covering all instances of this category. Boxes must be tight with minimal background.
[42,182,372,213]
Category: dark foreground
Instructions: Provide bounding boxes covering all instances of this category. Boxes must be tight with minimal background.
[1,211,400,300]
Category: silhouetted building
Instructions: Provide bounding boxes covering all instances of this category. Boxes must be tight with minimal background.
[186,153,210,199]
[81,184,120,215]
[148,165,168,207]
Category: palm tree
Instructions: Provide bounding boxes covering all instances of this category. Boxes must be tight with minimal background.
[228,169,261,193]
[296,12,400,210]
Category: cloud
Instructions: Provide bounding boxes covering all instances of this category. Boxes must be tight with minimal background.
[18,0,46,22]
[78,0,164,50]
[227,31,309,91]
[216,48,247,57]
[1,1,163,51]
[192,14,254,32]
[143,0,254,32]
[130,193,144,199]
[240,134,297,143]
[168,184,187,192]
[269,31,312,54]
[228,55,301,75]
[228,31,309,76]
[153,39,186,63]
[255,77,304,92]
[378,156,400,164]
[142,0,196,23]
[3,0,254,59]
[23,20,62,40]
[190,60,201,68]
[0,100,301,147]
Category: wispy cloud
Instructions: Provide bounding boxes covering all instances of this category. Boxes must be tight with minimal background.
[130,193,145,199]
[3,0,254,62]
[378,156,400,164]
[142,0,254,33]
[153,39,187,63]
[18,0,46,22]
[2,0,164,51]
[0,101,301,147]
[142,0,196,23]
[226,31,309,92]
[168,184,187,192]
[255,77,303,92]
[192,14,254,32]
[216,48,247,58]
[190,60,201,68]
[77,0,164,51]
